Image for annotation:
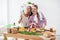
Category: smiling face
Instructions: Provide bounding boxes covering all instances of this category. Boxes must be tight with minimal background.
[32,6,37,15]
[27,6,31,13]
[24,6,31,14]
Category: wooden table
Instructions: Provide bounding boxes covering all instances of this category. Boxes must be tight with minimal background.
[4,33,43,40]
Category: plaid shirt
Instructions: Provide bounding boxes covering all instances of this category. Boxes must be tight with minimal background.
[27,13,47,28]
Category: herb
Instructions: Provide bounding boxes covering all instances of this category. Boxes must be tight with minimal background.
[18,31,43,36]
[28,2,32,4]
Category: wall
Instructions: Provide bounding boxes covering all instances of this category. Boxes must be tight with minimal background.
[0,0,8,25]
[0,0,2,25]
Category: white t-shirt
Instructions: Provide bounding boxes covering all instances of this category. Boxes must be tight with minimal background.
[34,15,38,23]
[19,15,28,27]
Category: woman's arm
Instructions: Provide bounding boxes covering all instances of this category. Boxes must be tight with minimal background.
[41,12,47,26]
[27,16,33,27]
[44,17,47,26]
[18,15,22,24]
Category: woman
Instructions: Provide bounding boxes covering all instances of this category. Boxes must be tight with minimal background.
[18,6,32,27]
[27,5,47,28]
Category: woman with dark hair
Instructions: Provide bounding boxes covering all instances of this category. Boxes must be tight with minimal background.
[27,5,47,28]
[18,6,32,27]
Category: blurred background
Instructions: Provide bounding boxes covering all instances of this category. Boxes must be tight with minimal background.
[0,0,60,35]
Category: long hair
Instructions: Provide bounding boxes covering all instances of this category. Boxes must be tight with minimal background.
[37,13,40,20]
[32,5,40,20]
[28,6,33,17]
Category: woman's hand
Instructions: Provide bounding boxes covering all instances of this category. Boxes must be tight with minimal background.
[30,22,37,25]
[18,15,22,24]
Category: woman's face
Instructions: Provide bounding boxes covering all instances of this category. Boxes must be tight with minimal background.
[24,6,31,14]
[32,6,37,15]
[26,6,31,13]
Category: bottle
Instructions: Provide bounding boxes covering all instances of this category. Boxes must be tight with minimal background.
[14,22,15,26]
[50,28,53,32]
